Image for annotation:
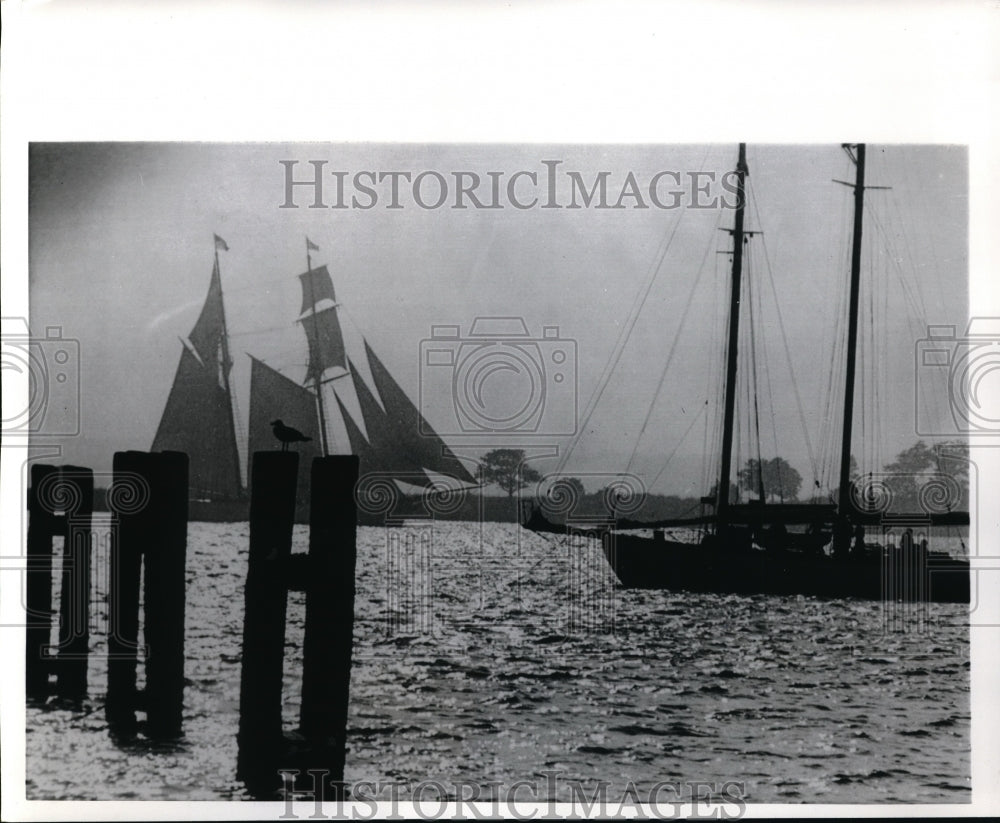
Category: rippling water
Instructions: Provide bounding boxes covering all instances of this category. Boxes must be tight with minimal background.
[26,521,969,803]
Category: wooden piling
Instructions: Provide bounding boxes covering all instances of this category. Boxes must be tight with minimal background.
[106,450,190,736]
[106,451,149,733]
[26,464,59,700]
[299,455,359,792]
[144,451,189,738]
[55,466,94,701]
[237,451,299,791]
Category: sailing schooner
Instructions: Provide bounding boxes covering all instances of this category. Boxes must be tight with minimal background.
[523,144,970,603]
[152,236,477,521]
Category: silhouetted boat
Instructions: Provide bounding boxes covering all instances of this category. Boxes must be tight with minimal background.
[152,236,477,522]
[523,145,970,603]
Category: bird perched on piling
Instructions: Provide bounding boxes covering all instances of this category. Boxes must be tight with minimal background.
[270,419,312,451]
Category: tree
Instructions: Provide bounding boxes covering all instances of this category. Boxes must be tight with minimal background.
[707,480,740,505]
[477,449,542,497]
[737,457,802,502]
[880,439,969,512]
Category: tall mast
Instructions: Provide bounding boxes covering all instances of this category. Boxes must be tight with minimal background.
[716,143,748,524]
[305,238,331,456]
[837,144,866,522]
[214,237,244,494]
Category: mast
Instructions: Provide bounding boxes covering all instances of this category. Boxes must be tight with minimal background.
[214,237,244,494]
[304,237,331,456]
[836,144,866,526]
[716,143,748,525]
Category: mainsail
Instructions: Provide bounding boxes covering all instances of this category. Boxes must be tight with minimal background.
[247,355,322,501]
[152,254,243,500]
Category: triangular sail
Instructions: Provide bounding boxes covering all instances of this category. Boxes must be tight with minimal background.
[247,356,322,503]
[152,260,242,500]
[345,361,435,487]
[334,393,433,488]
[361,340,478,485]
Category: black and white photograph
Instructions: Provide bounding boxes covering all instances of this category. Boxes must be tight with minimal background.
[2,2,999,820]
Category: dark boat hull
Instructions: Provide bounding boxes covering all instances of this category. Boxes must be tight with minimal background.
[603,532,969,603]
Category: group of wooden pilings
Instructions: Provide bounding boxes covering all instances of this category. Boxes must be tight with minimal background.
[26,449,359,793]
[237,452,359,799]
[26,452,189,739]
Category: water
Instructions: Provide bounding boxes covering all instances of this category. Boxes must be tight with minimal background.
[26,521,969,803]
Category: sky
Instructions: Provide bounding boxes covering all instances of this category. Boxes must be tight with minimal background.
[27,142,967,497]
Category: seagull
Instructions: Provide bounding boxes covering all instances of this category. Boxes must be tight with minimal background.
[270,419,312,451]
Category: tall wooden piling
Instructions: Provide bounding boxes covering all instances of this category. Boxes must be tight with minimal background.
[299,455,360,791]
[237,451,299,791]
[143,451,189,738]
[107,451,148,733]
[55,466,94,701]
[26,464,60,700]
[107,450,190,736]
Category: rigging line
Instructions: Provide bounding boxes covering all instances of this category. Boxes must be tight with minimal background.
[556,145,718,476]
[755,244,785,502]
[745,242,767,500]
[623,214,721,476]
[880,151,935,320]
[868,206,927,322]
[822,152,859,492]
[868,207,940,467]
[648,401,708,492]
[749,183,821,487]
[229,324,299,338]
[822,189,855,492]
[701,251,726,496]
[867,234,878,475]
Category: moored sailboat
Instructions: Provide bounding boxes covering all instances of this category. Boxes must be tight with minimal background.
[523,145,970,603]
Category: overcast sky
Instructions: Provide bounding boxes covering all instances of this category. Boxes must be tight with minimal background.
[28,143,967,496]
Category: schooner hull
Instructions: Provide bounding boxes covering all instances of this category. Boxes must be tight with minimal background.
[604,533,970,604]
